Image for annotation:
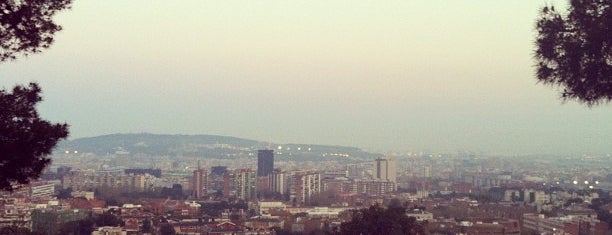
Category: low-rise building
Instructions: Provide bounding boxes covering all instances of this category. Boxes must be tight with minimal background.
[244,215,284,230]
[523,213,608,235]
[405,209,433,222]
[91,226,127,235]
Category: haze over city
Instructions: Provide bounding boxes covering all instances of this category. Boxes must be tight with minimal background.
[2,0,611,155]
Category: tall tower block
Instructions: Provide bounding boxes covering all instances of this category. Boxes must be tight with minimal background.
[257,150,274,177]
[375,157,397,190]
[192,160,207,198]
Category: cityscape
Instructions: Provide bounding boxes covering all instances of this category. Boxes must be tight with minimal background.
[0,133,611,234]
[1,0,611,235]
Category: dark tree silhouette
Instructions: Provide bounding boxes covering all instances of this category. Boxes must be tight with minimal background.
[0,83,69,191]
[55,213,123,235]
[0,225,40,235]
[94,212,125,227]
[160,223,176,235]
[56,219,94,235]
[1,0,72,192]
[0,0,72,61]
[534,0,612,105]
[141,218,153,234]
[338,204,425,235]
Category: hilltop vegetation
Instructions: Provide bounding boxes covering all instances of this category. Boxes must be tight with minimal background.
[56,133,381,160]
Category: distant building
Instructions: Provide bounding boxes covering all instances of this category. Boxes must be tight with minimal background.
[192,162,207,199]
[322,178,352,195]
[91,226,127,235]
[29,182,55,199]
[71,191,95,200]
[376,157,397,190]
[244,215,284,230]
[62,171,146,191]
[210,166,228,176]
[457,218,521,235]
[406,209,434,222]
[257,150,274,177]
[290,171,321,205]
[523,213,608,235]
[56,166,72,175]
[224,168,256,200]
[257,176,271,194]
[124,168,161,178]
[208,166,227,193]
[422,165,431,178]
[351,179,395,196]
[270,169,286,195]
[257,201,286,214]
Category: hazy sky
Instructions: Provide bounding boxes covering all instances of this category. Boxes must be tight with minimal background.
[2,1,611,155]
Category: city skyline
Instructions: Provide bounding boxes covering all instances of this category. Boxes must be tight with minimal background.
[3,0,612,155]
[1,1,610,234]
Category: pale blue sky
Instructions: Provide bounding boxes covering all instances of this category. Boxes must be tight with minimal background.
[2,0,611,155]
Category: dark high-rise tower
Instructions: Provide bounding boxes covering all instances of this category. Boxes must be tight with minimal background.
[257,150,274,177]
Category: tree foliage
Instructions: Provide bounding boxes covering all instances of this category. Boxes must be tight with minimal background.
[200,200,248,217]
[160,223,176,235]
[0,0,72,61]
[55,212,123,235]
[534,0,612,105]
[0,83,69,191]
[56,219,94,235]
[0,225,40,235]
[57,187,73,199]
[142,218,153,234]
[93,212,125,227]
[338,204,425,235]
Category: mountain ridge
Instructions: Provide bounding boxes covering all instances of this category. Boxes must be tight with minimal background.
[56,133,380,159]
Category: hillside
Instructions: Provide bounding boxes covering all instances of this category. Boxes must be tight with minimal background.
[56,133,381,160]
